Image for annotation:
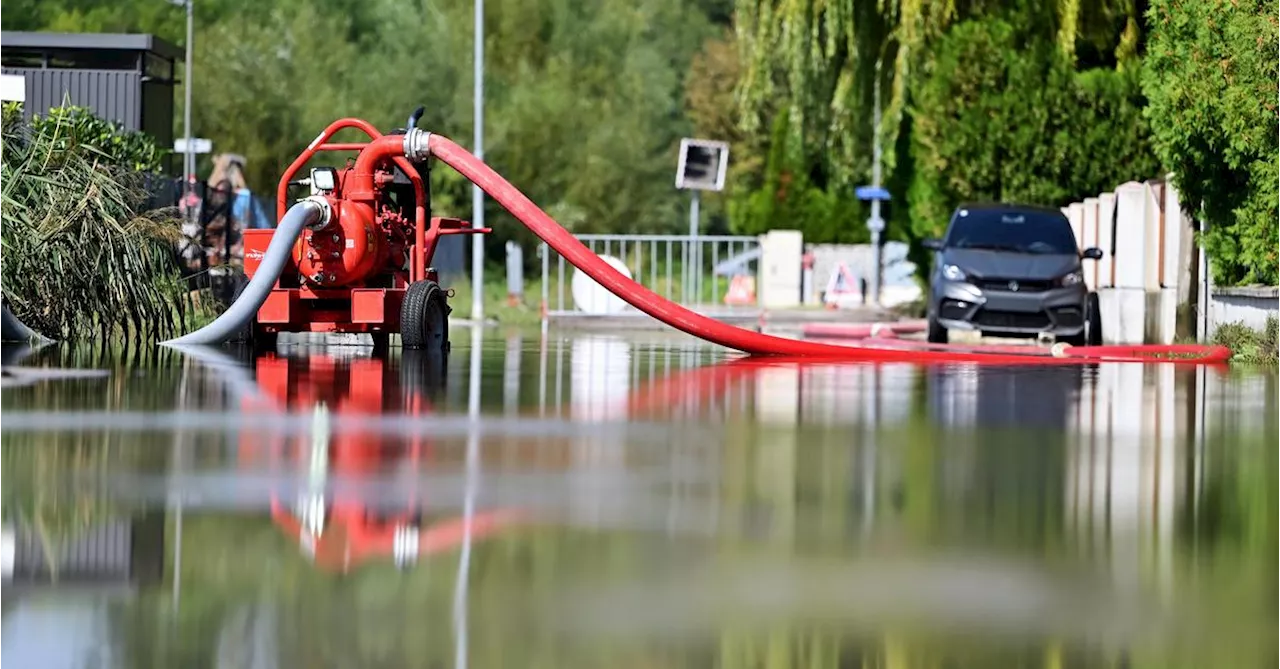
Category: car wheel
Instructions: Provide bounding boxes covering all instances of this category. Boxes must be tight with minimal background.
[926,314,948,344]
[1084,292,1103,346]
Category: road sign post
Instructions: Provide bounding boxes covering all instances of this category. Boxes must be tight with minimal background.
[856,185,891,307]
[675,138,730,305]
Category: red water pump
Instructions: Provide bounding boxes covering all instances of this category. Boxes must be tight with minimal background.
[236,111,489,351]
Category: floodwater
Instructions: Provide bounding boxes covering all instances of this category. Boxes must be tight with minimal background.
[1,326,1275,669]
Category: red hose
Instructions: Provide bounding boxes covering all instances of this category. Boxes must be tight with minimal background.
[427,135,1230,366]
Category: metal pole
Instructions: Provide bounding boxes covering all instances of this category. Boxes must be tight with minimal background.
[1196,204,1209,342]
[470,0,486,322]
[869,55,883,307]
[454,325,482,669]
[689,191,700,305]
[182,0,194,206]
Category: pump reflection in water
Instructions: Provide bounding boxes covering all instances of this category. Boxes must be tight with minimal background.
[234,347,520,573]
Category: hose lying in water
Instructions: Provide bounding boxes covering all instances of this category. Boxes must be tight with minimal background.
[158,128,1228,364]
[425,133,1230,365]
[161,198,328,347]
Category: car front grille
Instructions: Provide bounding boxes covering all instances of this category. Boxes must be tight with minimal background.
[973,278,1054,293]
[972,309,1052,330]
[1051,306,1084,329]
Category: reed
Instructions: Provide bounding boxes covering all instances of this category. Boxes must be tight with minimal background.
[1,103,205,341]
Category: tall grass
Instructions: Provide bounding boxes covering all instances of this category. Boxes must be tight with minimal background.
[1211,316,1279,367]
[1,104,199,341]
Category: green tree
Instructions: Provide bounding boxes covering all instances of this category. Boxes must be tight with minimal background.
[907,18,1160,253]
[1142,0,1278,286]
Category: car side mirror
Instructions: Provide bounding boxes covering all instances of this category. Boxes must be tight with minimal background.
[1080,247,1104,261]
[922,238,944,251]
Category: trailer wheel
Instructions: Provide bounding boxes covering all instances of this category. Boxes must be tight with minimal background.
[401,280,451,352]
[229,272,277,352]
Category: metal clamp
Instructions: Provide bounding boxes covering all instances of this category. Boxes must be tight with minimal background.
[402,127,432,162]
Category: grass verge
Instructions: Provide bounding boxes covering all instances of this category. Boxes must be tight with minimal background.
[1210,316,1278,366]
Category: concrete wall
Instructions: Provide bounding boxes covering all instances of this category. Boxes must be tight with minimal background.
[1209,286,1279,332]
[1064,176,1278,344]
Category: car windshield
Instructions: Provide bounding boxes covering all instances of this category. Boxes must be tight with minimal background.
[945,209,1078,255]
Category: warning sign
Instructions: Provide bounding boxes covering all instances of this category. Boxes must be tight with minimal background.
[724,275,756,305]
[822,262,862,309]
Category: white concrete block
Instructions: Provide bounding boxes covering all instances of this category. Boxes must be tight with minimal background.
[1097,193,1117,289]
[1098,289,1121,344]
[1067,202,1085,250]
[1098,287,1146,344]
[1113,183,1148,290]
[758,230,804,308]
[1143,183,1163,291]
[1147,287,1178,345]
[1116,287,1147,344]
[1082,198,1100,291]
[1162,181,1184,290]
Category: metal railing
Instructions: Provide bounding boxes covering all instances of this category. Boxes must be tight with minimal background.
[539,234,760,316]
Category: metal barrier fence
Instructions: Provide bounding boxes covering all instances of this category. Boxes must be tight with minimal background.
[539,234,760,316]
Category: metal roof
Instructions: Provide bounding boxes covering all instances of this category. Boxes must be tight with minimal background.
[1,31,182,61]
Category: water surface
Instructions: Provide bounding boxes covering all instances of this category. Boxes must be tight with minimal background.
[2,326,1275,668]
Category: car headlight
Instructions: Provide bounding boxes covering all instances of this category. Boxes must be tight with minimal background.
[1058,271,1084,286]
[942,264,966,281]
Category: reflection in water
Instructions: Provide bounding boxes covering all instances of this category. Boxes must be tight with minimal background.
[0,331,1275,668]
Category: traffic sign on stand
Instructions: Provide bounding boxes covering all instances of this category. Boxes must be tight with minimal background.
[724,275,756,306]
[822,262,862,309]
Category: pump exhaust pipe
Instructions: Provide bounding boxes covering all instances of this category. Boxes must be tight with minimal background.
[162,197,331,346]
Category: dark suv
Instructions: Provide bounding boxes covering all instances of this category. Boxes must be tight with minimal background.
[922,203,1103,345]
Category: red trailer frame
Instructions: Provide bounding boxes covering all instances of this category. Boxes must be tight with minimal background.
[240,117,490,336]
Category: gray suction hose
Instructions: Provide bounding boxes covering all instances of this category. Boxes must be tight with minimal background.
[1,299,51,343]
[162,198,330,346]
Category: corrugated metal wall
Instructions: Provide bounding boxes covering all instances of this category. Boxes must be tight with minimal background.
[6,515,165,586]
[0,67,143,131]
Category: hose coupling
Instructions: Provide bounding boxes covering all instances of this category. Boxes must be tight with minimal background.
[402,127,433,162]
[301,195,333,230]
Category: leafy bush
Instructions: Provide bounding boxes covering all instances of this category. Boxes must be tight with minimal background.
[1142,0,1278,286]
[10,102,168,172]
[1211,316,1279,367]
[1,103,195,340]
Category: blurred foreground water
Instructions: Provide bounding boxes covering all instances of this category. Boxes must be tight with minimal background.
[1,327,1275,669]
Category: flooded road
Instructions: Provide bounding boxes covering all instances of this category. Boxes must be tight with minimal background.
[2,326,1276,668]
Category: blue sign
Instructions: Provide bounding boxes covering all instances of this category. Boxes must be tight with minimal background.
[855,185,891,202]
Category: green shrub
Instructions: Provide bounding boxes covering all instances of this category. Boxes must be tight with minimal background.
[1,103,196,341]
[1211,316,1279,367]
[1142,0,1279,286]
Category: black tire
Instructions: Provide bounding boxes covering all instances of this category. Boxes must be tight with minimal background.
[400,347,448,405]
[1063,293,1103,347]
[926,313,948,344]
[1084,292,1103,346]
[400,280,451,352]
[229,272,277,352]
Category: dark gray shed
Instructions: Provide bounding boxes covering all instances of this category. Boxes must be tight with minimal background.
[1,31,181,152]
